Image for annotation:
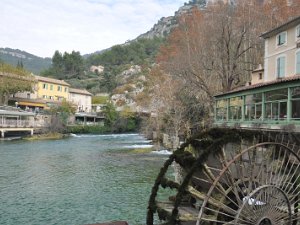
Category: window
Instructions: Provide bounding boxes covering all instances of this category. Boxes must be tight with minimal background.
[266,88,288,101]
[259,73,263,80]
[296,51,300,75]
[56,96,64,101]
[57,86,62,91]
[43,83,48,89]
[49,96,54,100]
[50,84,53,91]
[27,93,30,99]
[43,95,47,99]
[64,87,68,92]
[276,56,286,78]
[277,32,287,46]
[216,99,228,121]
[229,97,243,120]
[245,94,262,120]
[265,88,288,120]
[296,25,300,39]
[292,87,300,119]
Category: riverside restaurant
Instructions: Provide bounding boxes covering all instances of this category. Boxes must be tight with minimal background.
[214,76,300,132]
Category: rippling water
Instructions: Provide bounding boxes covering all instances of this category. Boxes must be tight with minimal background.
[0,134,170,225]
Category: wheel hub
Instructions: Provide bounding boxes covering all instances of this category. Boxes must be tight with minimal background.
[258,218,272,225]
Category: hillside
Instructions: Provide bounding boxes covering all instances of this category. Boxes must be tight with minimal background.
[37,0,209,112]
[137,0,206,39]
[0,0,207,101]
[0,48,52,74]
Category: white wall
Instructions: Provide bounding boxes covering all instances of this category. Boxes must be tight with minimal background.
[69,93,92,112]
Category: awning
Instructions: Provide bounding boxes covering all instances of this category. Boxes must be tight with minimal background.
[18,101,46,107]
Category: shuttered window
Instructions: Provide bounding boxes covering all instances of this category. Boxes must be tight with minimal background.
[296,52,300,75]
[277,32,287,46]
[277,56,285,78]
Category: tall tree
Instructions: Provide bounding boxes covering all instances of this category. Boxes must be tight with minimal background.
[157,0,299,111]
[41,50,85,79]
[52,50,64,75]
[142,0,300,137]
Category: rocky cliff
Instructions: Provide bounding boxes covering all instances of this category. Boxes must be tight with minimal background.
[137,0,206,39]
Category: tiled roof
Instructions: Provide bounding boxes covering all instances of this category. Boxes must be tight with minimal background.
[215,75,300,97]
[11,97,46,104]
[69,88,92,96]
[35,75,70,86]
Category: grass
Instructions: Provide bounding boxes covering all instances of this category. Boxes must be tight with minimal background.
[24,132,67,141]
[127,147,153,154]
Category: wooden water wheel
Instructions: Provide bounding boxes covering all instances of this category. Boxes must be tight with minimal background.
[147,128,300,225]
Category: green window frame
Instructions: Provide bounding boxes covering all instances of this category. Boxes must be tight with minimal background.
[216,99,228,121]
[229,97,243,121]
[296,25,300,38]
[244,93,262,121]
[296,51,300,75]
[277,56,286,78]
[264,88,288,120]
[277,32,286,46]
[291,87,300,120]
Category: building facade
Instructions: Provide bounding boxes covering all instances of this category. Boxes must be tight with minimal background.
[262,17,300,82]
[12,75,72,110]
[69,88,92,112]
[214,16,300,131]
[35,75,70,102]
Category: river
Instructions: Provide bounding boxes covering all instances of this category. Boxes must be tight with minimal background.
[0,134,171,225]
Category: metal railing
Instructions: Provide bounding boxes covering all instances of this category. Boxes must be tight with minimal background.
[0,119,35,128]
[0,105,22,112]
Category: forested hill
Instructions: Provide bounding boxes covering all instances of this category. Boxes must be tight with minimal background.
[41,37,165,94]
[0,0,207,95]
[0,48,52,74]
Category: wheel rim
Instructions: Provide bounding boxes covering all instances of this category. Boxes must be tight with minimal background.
[197,142,300,225]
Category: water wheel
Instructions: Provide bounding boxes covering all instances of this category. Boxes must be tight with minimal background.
[147,128,300,225]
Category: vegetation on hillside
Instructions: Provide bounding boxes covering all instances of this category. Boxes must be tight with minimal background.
[40,38,164,94]
[86,37,164,66]
[0,48,51,74]
[92,95,109,104]
[41,50,85,80]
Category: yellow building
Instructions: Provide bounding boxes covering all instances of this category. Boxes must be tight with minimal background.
[12,75,70,110]
[35,75,70,102]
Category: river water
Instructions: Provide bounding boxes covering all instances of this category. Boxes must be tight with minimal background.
[0,134,170,225]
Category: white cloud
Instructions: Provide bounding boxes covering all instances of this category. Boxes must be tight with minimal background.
[0,0,186,57]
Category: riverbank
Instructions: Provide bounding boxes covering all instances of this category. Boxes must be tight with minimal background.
[24,132,68,141]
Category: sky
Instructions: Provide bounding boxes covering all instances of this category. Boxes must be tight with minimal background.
[0,0,186,58]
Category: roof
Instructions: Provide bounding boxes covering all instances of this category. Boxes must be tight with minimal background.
[261,16,300,39]
[35,75,70,86]
[215,75,300,97]
[11,97,45,104]
[69,88,92,96]
[0,109,35,116]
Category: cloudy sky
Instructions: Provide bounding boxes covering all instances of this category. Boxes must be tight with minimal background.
[0,0,186,58]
